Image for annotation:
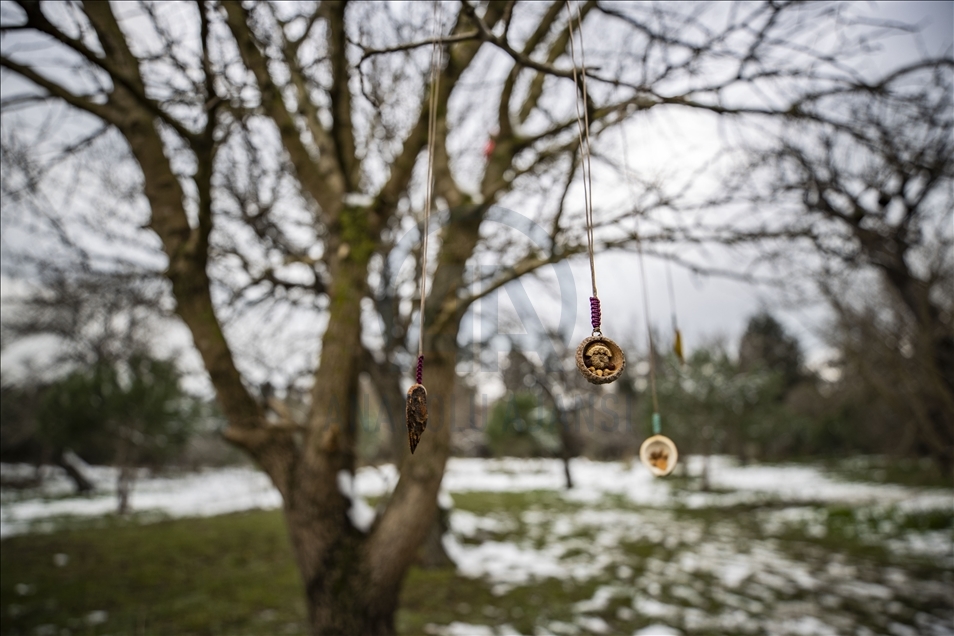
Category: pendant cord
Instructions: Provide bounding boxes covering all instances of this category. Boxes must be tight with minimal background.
[665,254,685,365]
[565,1,600,332]
[638,242,660,416]
[417,0,443,384]
[619,121,661,420]
[665,259,678,334]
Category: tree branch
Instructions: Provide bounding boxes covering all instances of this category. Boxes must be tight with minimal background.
[223,1,345,220]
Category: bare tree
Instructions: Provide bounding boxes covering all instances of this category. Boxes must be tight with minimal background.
[0,1,926,631]
[0,271,201,506]
[725,60,954,471]
[502,341,588,489]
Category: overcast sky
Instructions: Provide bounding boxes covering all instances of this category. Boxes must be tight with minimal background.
[557,1,954,372]
[1,1,951,394]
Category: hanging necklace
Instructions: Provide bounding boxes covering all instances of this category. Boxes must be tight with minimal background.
[566,0,626,385]
[406,1,443,454]
[619,122,679,477]
[666,259,685,365]
[636,242,678,477]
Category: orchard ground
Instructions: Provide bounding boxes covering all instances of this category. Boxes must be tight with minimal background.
[1,456,951,635]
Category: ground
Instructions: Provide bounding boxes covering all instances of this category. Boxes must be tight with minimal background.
[1,457,951,635]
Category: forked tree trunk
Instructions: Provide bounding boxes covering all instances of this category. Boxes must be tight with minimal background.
[54,450,95,494]
[277,347,456,634]
[261,199,478,632]
[57,6,498,630]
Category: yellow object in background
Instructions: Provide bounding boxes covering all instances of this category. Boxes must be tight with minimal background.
[673,328,685,365]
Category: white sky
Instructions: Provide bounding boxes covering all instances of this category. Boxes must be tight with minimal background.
[1,1,950,394]
[568,0,954,369]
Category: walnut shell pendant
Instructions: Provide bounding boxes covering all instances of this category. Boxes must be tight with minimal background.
[406,384,428,454]
[639,434,678,477]
[576,335,626,384]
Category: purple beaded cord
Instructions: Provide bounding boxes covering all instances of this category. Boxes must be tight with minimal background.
[590,296,601,332]
[415,355,424,385]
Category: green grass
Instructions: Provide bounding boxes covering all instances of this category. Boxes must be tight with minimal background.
[398,569,587,635]
[826,456,953,489]
[1,511,307,636]
[2,483,951,636]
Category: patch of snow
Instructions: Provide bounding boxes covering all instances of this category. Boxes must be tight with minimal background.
[426,622,495,636]
[353,463,399,498]
[85,610,108,626]
[443,534,567,586]
[633,596,680,619]
[887,531,954,565]
[766,615,839,636]
[337,470,375,532]
[632,623,681,635]
[888,623,919,636]
[575,615,609,633]
[835,580,894,601]
[451,510,515,537]
[1,466,281,538]
[546,620,580,634]
[574,585,622,613]
[716,560,752,588]
[439,489,455,509]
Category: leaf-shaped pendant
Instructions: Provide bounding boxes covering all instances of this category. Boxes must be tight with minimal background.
[406,383,428,454]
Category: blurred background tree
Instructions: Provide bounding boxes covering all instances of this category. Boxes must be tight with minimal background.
[485,391,559,458]
[0,272,206,504]
[34,354,200,512]
[725,58,954,473]
[738,312,804,392]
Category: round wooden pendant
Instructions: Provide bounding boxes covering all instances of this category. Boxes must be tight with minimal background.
[640,434,678,477]
[576,335,625,384]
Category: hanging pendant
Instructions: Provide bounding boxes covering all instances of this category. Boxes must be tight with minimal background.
[406,383,428,454]
[639,434,678,477]
[673,328,685,365]
[576,335,625,384]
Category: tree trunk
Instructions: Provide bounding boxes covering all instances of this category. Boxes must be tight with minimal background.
[263,199,480,633]
[278,350,457,634]
[55,450,95,494]
[117,465,133,515]
[69,7,497,630]
[558,411,575,490]
[417,501,453,569]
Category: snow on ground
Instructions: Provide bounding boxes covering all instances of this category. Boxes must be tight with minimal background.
[2,457,952,635]
[1,465,281,537]
[2,457,951,538]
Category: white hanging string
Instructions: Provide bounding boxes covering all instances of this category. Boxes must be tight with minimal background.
[565,1,601,334]
[619,123,661,420]
[416,0,443,383]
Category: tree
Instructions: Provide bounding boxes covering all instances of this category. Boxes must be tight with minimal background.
[738,311,803,391]
[727,58,954,471]
[35,353,200,512]
[499,342,595,486]
[0,1,925,631]
[0,271,204,501]
[821,273,953,469]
